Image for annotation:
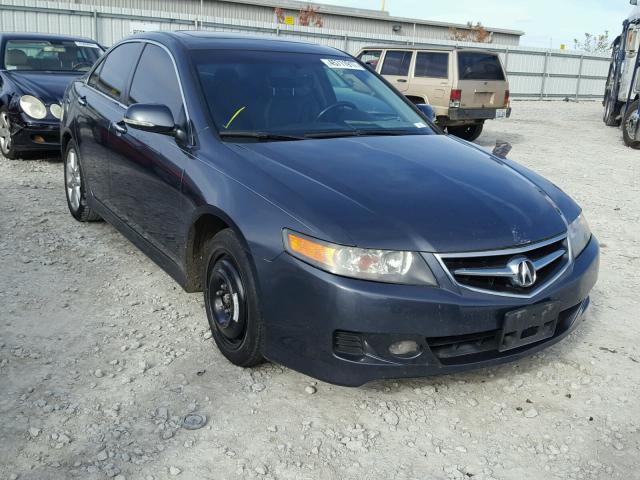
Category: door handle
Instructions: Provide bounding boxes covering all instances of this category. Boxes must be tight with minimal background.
[77,96,87,107]
[396,79,408,83]
[111,121,127,135]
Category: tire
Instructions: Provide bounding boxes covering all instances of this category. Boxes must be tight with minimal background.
[203,229,264,367]
[622,100,640,149]
[448,123,484,142]
[64,140,101,222]
[603,90,621,127]
[0,107,19,159]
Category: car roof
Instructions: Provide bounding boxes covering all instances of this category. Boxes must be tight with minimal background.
[360,45,456,52]
[0,32,99,44]
[125,30,347,55]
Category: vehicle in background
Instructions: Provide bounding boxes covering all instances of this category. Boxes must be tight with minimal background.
[357,46,511,141]
[603,2,640,148]
[61,32,598,387]
[0,33,103,159]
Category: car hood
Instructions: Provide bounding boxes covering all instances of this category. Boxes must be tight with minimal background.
[230,134,568,253]
[5,71,80,103]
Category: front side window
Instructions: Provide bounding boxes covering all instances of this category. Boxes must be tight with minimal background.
[192,50,434,139]
[94,42,144,101]
[457,52,505,81]
[129,44,184,123]
[380,50,413,76]
[357,50,382,70]
[414,52,449,78]
[3,39,103,72]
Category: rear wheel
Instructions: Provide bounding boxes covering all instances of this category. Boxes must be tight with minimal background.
[622,100,640,149]
[204,229,264,367]
[0,108,18,159]
[64,140,101,221]
[603,90,621,126]
[448,123,483,142]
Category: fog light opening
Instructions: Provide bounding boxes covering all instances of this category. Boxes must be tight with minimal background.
[33,135,46,144]
[388,340,421,357]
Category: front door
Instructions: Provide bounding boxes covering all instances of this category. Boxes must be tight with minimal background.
[108,43,190,263]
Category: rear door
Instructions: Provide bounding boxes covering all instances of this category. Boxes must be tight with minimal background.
[409,50,451,108]
[380,50,413,93]
[77,42,144,204]
[455,51,508,109]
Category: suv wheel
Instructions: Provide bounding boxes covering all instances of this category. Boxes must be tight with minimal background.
[204,229,264,367]
[64,140,101,221]
[448,123,483,142]
[622,100,640,149]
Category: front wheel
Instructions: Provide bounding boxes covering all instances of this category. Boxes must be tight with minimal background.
[204,229,264,367]
[0,108,18,159]
[448,123,483,142]
[622,100,640,149]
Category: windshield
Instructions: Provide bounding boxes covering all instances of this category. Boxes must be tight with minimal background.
[192,50,435,140]
[4,39,103,72]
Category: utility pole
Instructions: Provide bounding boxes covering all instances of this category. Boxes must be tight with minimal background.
[381,0,386,12]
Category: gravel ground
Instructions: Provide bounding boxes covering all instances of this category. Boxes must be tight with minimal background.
[1,100,639,480]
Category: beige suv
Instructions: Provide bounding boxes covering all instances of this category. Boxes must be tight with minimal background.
[356,46,511,141]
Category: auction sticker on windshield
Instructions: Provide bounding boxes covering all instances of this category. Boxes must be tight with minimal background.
[321,59,364,70]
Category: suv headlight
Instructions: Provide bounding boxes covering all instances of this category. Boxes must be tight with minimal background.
[283,230,437,286]
[19,95,47,120]
[567,213,591,259]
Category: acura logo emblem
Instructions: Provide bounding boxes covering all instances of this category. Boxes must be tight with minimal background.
[507,256,537,288]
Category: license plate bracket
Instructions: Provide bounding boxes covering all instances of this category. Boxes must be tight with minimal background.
[495,108,508,119]
[499,302,559,352]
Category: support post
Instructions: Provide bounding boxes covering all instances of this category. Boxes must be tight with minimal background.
[93,10,99,43]
[575,54,584,100]
[540,51,549,99]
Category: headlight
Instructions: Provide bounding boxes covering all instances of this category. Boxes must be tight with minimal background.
[50,103,62,120]
[283,230,437,285]
[19,95,47,120]
[567,213,591,259]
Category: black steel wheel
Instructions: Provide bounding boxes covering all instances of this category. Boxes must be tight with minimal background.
[204,229,264,367]
[448,123,483,142]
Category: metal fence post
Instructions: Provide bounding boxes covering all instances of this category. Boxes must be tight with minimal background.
[540,51,549,99]
[93,10,99,43]
[344,34,348,51]
[504,47,510,71]
[576,54,584,100]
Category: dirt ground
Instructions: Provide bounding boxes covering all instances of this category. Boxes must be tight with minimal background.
[1,101,639,480]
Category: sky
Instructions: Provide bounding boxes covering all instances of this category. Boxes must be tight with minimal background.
[316,0,632,49]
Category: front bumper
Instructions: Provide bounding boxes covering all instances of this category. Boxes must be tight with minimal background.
[9,112,60,153]
[448,107,512,122]
[257,237,599,386]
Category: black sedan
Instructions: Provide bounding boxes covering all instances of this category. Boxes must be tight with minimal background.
[61,32,598,386]
[0,33,103,158]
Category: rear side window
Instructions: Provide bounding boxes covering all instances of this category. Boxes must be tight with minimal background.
[358,50,382,69]
[129,44,184,122]
[457,52,505,81]
[414,52,449,78]
[94,42,144,100]
[381,50,412,76]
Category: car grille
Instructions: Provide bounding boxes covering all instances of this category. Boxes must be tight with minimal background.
[437,234,570,296]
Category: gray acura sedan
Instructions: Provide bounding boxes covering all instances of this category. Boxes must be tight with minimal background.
[61,32,599,386]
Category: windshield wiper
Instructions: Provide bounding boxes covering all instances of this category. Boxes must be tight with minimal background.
[219,131,304,141]
[304,129,422,139]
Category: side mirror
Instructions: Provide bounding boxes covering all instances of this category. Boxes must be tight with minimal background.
[492,140,512,159]
[416,103,436,122]
[124,103,176,135]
